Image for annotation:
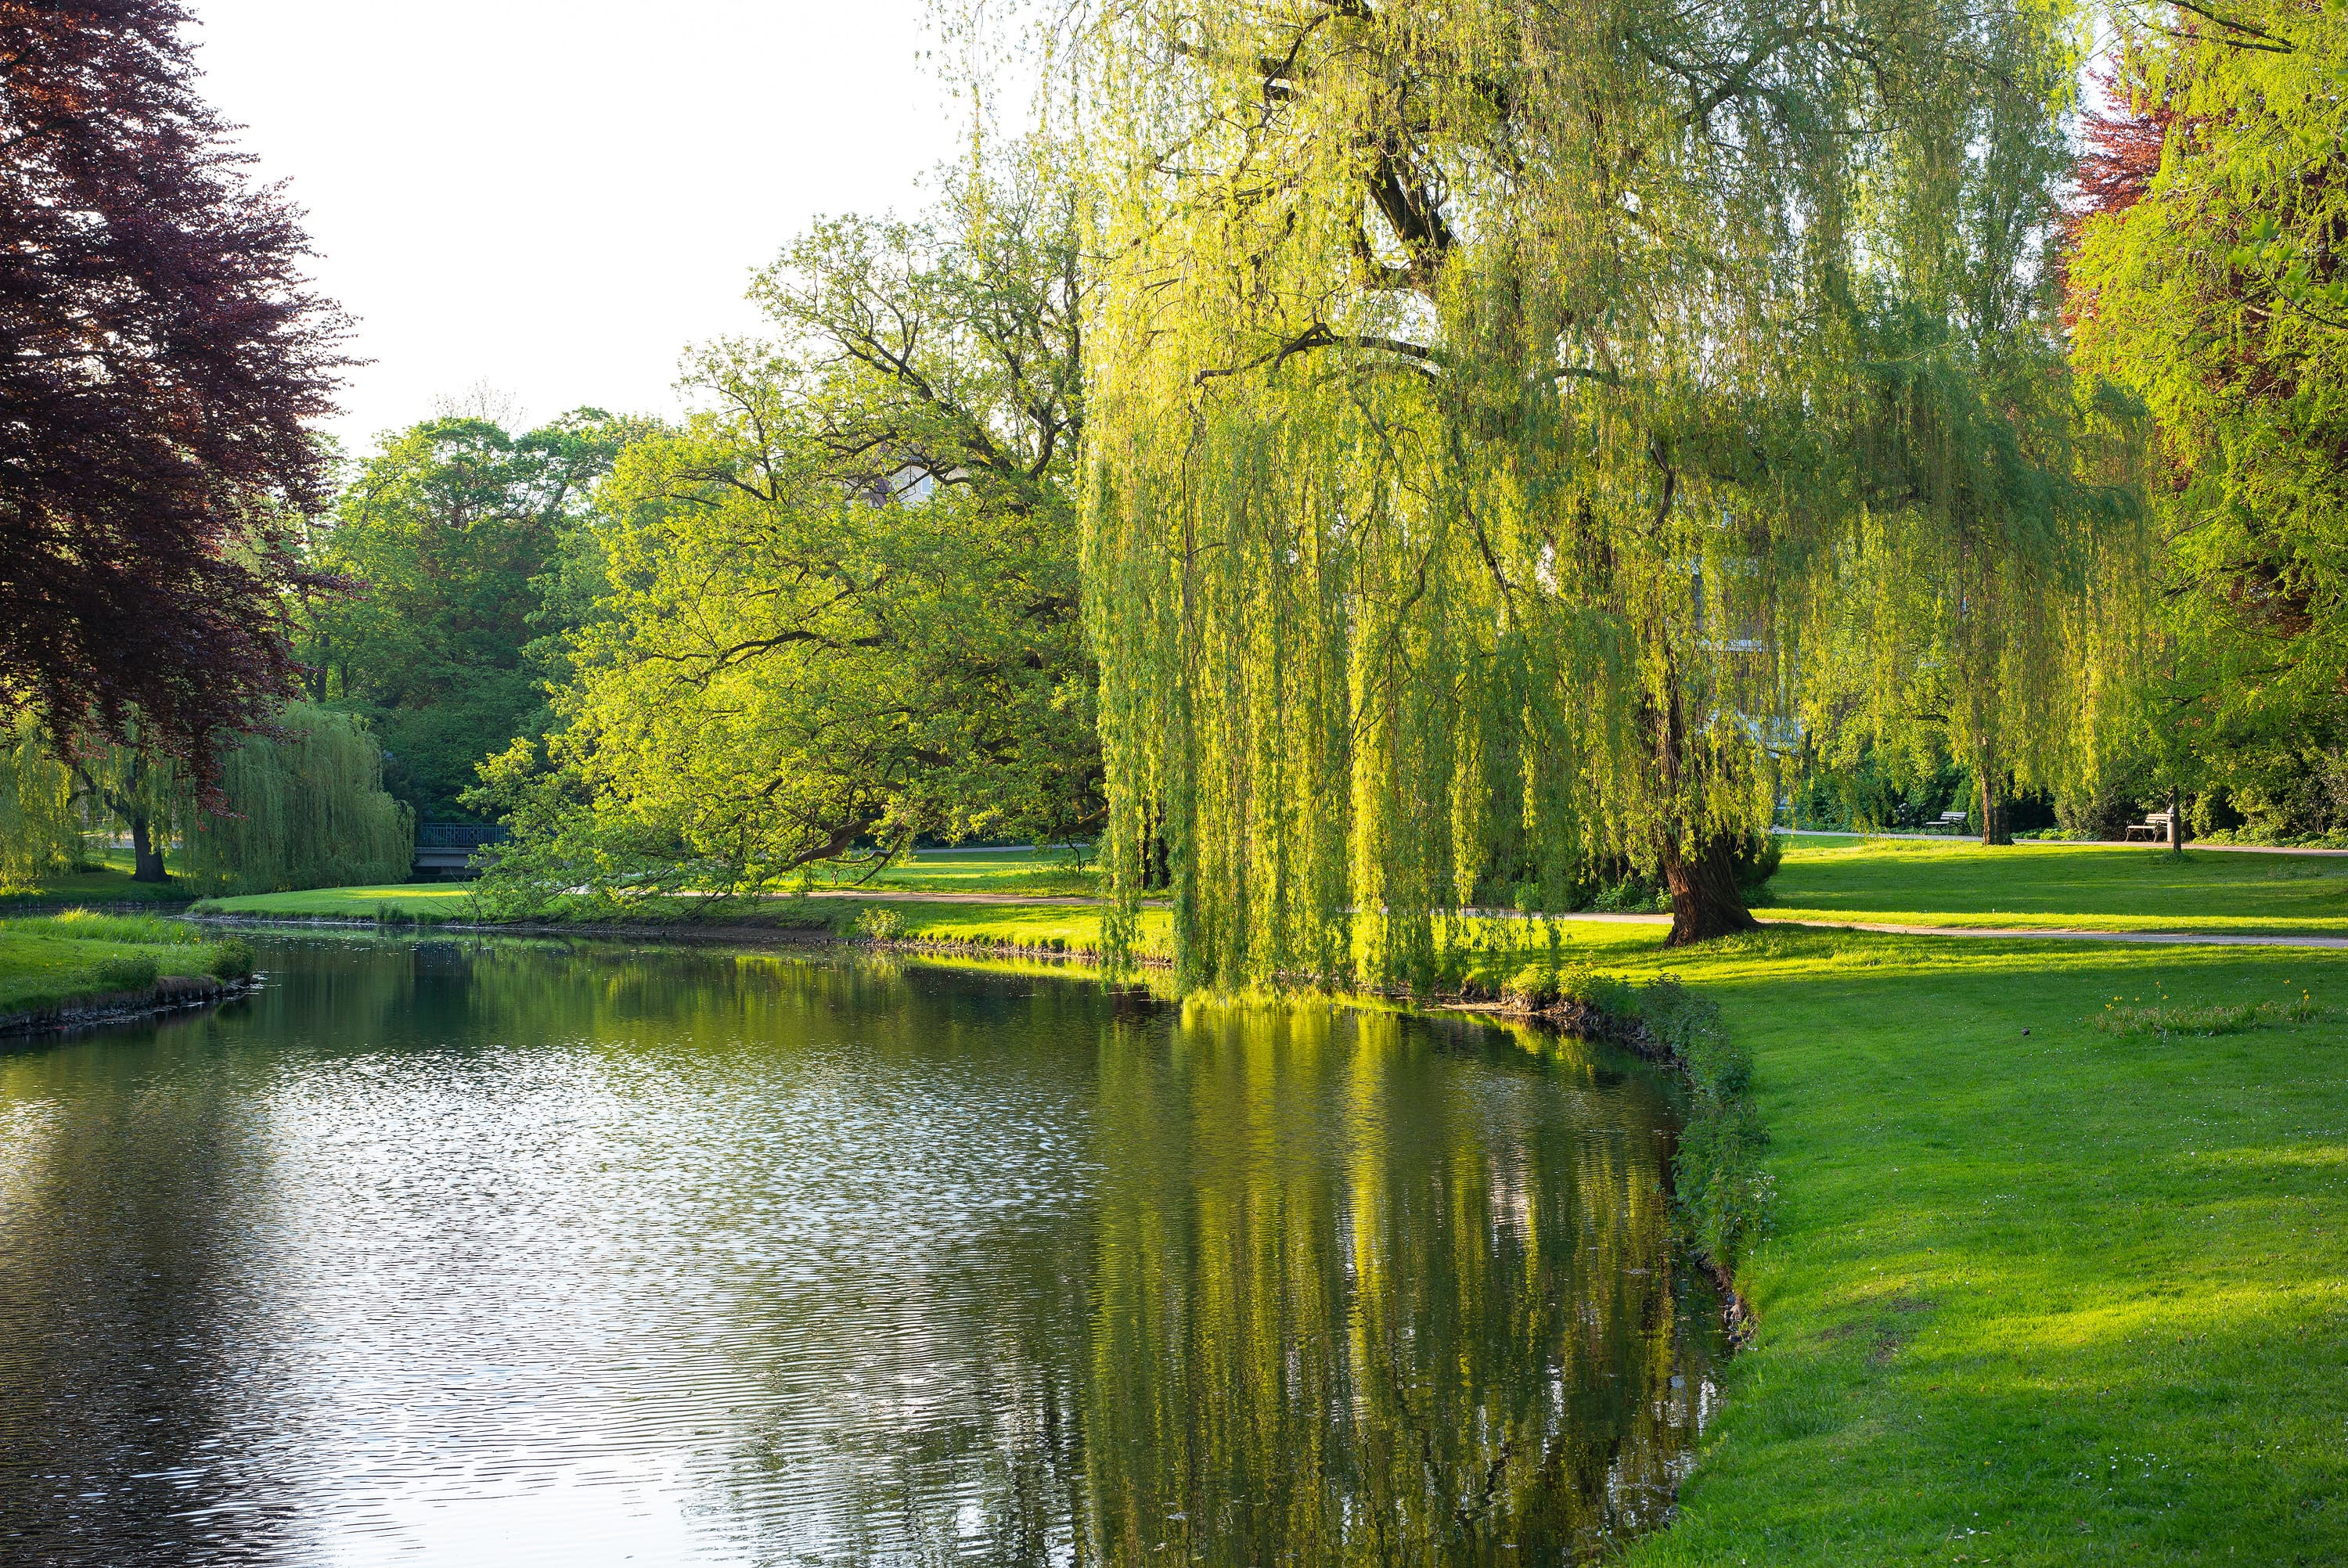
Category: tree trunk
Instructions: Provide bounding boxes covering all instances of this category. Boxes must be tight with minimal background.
[128,811,167,883]
[1975,757,2012,846]
[1662,832,1760,946]
[2167,786,2184,855]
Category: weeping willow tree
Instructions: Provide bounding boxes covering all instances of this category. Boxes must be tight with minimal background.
[1063,0,2127,987]
[0,703,410,892]
[0,714,179,882]
[176,703,413,894]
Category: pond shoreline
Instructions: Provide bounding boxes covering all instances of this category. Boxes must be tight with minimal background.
[0,973,263,1040]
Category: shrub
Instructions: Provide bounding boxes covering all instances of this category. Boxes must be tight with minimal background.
[207,938,254,980]
[1590,878,1668,912]
[1734,829,1784,901]
[850,906,905,941]
[1633,978,1774,1274]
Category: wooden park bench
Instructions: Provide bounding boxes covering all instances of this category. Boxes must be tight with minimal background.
[1928,811,1969,834]
[2123,810,2173,843]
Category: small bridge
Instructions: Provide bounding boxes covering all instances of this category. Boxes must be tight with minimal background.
[413,822,508,879]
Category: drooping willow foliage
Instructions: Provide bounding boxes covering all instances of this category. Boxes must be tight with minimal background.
[177,704,413,894]
[0,714,81,889]
[1061,0,2137,987]
[1,703,409,892]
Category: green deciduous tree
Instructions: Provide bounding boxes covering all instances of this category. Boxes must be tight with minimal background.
[295,409,635,821]
[1065,0,2123,987]
[2068,2,2348,843]
[474,163,1098,908]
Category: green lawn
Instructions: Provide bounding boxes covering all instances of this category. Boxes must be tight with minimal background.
[199,834,2348,941]
[193,847,1104,919]
[1766,835,2348,936]
[834,895,1172,958]
[1571,923,2348,1566]
[0,851,199,910]
[194,879,1175,959]
[853,844,1101,897]
[193,883,489,919]
[0,912,247,1019]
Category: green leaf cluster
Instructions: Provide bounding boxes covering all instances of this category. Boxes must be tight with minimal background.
[294,410,639,821]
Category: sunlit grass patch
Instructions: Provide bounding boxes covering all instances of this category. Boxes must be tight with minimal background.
[1619,935,2348,1567]
[1764,835,2348,935]
[846,898,1176,961]
[3,909,205,945]
[195,883,484,919]
[857,845,1101,897]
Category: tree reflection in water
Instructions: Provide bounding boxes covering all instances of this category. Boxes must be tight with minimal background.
[0,937,1715,1566]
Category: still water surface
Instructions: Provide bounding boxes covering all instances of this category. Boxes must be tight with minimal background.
[0,935,1718,1566]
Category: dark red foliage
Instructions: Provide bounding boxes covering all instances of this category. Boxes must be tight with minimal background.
[2069,61,2170,236]
[0,0,348,778]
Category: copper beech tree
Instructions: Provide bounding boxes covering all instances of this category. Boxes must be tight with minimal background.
[0,0,345,786]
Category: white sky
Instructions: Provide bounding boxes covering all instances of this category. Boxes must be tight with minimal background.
[189,1,971,455]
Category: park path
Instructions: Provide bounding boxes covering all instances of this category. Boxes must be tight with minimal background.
[1781,827,2348,858]
[809,887,2348,950]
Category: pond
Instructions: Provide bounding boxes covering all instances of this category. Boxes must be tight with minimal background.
[0,934,1720,1566]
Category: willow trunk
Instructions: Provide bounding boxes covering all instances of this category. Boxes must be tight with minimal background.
[1662,832,1759,946]
[128,812,167,883]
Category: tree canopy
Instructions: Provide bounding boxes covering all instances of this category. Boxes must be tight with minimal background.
[474,165,1100,908]
[294,410,633,821]
[2067,2,2348,842]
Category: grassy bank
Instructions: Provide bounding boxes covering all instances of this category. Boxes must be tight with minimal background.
[0,912,253,1023]
[1583,925,2348,1566]
[194,881,1177,960]
[0,850,196,911]
[197,834,2348,940]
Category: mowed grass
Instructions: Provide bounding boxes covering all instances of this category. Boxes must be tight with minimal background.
[194,883,487,919]
[1767,836,2348,935]
[191,879,1172,958]
[852,845,1101,897]
[1568,925,2348,1567]
[836,897,1172,960]
[196,846,1108,919]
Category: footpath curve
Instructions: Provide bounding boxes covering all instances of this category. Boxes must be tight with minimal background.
[790,888,2348,949]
